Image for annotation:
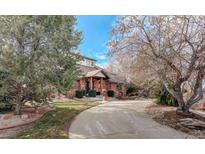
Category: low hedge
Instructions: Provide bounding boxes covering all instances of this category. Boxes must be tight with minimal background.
[0,103,15,111]
[81,90,86,96]
[0,102,15,111]
[88,90,96,97]
[0,96,13,104]
[107,90,115,97]
[76,90,96,98]
[75,90,84,98]
[155,84,178,106]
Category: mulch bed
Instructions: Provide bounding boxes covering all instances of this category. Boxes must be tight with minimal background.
[0,106,53,138]
[146,104,205,139]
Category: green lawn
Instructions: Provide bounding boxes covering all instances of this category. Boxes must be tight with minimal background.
[16,100,97,139]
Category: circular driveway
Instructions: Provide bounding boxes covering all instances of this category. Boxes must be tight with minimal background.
[69,100,195,139]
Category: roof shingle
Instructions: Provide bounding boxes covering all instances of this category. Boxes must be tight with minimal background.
[77,64,126,84]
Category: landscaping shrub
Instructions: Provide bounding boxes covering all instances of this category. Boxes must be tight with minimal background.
[107,90,115,97]
[88,90,96,97]
[155,83,178,106]
[126,86,137,96]
[0,96,10,103]
[75,90,83,98]
[81,90,86,96]
[0,96,15,111]
[125,81,158,98]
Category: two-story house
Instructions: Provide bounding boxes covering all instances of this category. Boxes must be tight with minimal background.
[69,56,126,97]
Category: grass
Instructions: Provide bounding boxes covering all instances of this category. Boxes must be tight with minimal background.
[16,100,97,139]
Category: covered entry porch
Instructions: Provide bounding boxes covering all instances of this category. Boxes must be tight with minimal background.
[77,70,107,95]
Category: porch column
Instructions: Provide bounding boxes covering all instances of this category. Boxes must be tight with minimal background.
[90,77,93,90]
[79,79,82,90]
[100,78,103,92]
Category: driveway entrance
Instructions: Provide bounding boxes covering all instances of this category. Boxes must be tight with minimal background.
[69,100,195,139]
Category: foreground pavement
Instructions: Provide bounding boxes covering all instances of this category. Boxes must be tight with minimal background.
[69,100,195,139]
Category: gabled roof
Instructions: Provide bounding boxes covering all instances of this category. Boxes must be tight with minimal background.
[77,64,98,76]
[85,70,104,77]
[83,56,97,61]
[103,71,126,84]
[77,64,126,84]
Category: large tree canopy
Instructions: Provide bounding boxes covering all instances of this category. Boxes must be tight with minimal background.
[0,16,82,114]
[109,15,205,112]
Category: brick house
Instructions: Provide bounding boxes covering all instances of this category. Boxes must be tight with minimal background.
[70,56,126,97]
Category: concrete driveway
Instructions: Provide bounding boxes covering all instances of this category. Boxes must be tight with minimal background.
[69,100,195,139]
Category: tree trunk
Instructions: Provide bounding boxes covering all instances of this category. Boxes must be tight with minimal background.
[14,91,22,115]
[163,81,191,113]
[176,103,190,113]
[173,90,190,113]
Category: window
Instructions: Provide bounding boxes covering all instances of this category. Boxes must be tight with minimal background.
[79,58,96,67]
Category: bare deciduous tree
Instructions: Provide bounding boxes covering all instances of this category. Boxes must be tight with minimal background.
[106,54,134,83]
[109,16,205,112]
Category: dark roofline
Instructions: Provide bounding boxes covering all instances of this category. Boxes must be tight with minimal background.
[83,56,97,61]
[77,64,127,84]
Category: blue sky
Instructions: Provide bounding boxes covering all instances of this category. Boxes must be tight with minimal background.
[76,15,118,67]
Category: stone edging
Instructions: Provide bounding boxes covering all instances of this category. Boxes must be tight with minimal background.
[0,109,54,131]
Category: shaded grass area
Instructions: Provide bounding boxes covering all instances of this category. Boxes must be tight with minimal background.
[16,100,97,139]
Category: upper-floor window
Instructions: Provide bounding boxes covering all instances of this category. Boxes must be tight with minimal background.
[78,58,96,67]
[86,60,91,66]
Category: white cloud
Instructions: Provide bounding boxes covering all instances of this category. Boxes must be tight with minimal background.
[96,55,106,60]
